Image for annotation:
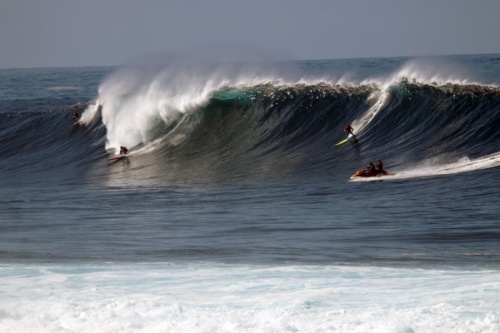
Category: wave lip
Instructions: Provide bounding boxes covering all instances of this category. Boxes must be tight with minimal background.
[90,60,293,154]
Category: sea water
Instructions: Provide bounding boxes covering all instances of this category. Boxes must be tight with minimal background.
[0,54,499,332]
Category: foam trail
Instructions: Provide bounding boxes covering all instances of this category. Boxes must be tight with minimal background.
[351,88,388,135]
[350,57,486,137]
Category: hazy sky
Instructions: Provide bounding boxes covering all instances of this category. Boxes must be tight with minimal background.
[1,0,499,68]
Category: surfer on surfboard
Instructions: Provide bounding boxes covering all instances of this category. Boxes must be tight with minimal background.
[108,146,129,163]
[335,124,359,147]
[344,124,358,144]
[68,111,81,129]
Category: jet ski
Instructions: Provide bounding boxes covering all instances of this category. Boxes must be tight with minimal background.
[350,169,388,179]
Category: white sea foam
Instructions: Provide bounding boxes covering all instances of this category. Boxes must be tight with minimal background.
[1,263,499,333]
[388,58,477,86]
[46,86,79,91]
[359,57,481,90]
[351,89,389,135]
[85,61,289,155]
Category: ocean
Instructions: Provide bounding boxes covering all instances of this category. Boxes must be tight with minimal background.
[0,54,499,332]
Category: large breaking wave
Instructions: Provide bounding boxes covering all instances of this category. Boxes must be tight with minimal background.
[1,57,499,184]
[82,58,500,180]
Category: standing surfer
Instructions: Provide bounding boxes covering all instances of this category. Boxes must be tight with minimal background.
[69,111,81,129]
[344,124,358,144]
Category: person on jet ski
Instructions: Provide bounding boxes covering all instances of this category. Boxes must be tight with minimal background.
[120,146,128,155]
[362,162,376,175]
[376,160,384,171]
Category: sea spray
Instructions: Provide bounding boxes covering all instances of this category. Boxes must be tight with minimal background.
[92,60,294,154]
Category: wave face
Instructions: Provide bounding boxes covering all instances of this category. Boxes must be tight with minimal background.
[1,56,500,185]
[85,56,500,184]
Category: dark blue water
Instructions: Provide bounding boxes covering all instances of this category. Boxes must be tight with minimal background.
[1,55,500,267]
[1,54,499,332]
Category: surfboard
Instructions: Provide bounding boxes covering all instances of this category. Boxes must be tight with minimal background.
[335,138,349,146]
[335,134,355,146]
[108,155,128,162]
[68,121,80,129]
